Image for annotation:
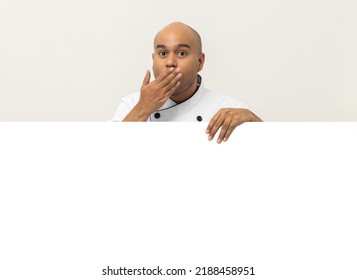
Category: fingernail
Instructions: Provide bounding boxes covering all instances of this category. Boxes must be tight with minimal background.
[223,138,227,142]
[206,129,210,134]
[217,138,222,144]
[208,135,212,141]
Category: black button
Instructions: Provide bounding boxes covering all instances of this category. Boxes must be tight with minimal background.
[196,116,202,122]
[154,112,160,119]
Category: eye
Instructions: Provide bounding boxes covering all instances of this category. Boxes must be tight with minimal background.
[177,51,187,57]
[159,51,167,57]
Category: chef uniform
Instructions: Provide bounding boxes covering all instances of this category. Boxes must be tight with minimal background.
[111,76,248,122]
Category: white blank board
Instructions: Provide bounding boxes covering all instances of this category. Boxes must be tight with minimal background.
[0,122,356,279]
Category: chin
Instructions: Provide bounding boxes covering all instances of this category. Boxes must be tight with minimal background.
[171,89,183,96]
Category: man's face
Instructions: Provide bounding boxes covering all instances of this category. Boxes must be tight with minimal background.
[152,25,205,98]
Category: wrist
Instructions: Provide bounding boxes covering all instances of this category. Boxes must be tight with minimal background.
[248,110,263,122]
[123,103,152,121]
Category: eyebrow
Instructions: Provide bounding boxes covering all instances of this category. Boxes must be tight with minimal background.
[156,44,191,49]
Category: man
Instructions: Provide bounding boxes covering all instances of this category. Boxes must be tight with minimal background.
[112,22,262,143]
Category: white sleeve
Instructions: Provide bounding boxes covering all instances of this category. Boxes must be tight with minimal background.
[110,101,132,122]
[110,92,140,122]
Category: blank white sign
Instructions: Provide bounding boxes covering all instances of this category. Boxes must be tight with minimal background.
[0,122,356,279]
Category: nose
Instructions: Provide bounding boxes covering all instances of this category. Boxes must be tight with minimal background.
[166,53,177,68]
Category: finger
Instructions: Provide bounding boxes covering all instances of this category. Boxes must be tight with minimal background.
[206,113,218,134]
[217,119,233,144]
[206,110,223,138]
[163,73,182,96]
[155,67,176,83]
[224,116,249,142]
[141,70,151,87]
[207,114,225,141]
[222,123,236,142]
[159,68,181,88]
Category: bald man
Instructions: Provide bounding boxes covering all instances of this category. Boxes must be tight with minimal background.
[112,22,262,143]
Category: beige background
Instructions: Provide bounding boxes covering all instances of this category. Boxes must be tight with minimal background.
[1,0,356,121]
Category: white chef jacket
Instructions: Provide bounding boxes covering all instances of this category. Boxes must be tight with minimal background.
[111,77,248,122]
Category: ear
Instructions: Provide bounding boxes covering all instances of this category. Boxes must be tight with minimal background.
[197,53,205,72]
[152,53,155,60]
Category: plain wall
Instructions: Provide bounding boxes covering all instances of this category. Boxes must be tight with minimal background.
[1,0,356,121]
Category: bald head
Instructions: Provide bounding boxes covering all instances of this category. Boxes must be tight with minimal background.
[154,22,202,54]
[151,22,205,103]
